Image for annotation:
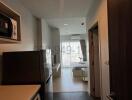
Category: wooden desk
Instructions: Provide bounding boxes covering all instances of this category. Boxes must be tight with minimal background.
[0,85,41,100]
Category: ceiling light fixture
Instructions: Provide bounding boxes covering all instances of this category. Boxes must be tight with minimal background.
[64,24,68,26]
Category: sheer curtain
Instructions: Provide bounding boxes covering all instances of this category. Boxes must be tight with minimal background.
[61,41,83,67]
[80,39,87,61]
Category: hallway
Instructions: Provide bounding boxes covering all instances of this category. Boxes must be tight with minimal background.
[53,92,100,100]
[0,0,112,99]
[53,68,88,92]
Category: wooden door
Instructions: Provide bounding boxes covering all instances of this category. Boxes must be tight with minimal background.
[108,0,132,99]
[88,25,100,98]
[93,29,100,97]
[88,30,95,96]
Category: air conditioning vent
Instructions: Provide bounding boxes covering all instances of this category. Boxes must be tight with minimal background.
[71,34,80,40]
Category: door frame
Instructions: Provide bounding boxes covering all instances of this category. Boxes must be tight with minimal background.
[88,22,101,98]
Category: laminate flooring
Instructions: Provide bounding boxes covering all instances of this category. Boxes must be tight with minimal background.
[53,68,88,92]
[53,92,100,100]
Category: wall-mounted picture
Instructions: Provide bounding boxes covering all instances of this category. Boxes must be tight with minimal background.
[11,18,17,40]
[0,12,18,40]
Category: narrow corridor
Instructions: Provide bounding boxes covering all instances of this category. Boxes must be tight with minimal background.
[53,68,88,92]
[53,92,100,100]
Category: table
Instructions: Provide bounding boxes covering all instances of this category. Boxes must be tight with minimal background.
[0,85,41,100]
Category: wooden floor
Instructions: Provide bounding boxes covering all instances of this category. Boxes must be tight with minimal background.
[53,68,88,92]
[53,92,99,100]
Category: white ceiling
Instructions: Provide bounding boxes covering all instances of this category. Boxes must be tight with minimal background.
[18,0,95,35]
[47,17,86,35]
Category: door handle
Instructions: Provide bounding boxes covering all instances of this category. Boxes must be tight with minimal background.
[107,92,117,100]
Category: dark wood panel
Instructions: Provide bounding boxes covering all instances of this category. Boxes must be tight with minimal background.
[2,51,45,100]
[2,51,42,84]
[108,0,132,99]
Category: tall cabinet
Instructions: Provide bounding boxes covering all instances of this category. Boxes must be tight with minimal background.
[108,0,132,99]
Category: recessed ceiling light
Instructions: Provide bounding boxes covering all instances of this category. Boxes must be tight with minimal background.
[64,24,68,26]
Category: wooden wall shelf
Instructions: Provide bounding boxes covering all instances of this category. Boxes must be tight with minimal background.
[0,38,21,44]
[0,2,21,43]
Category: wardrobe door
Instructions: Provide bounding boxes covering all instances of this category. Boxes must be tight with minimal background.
[108,0,132,99]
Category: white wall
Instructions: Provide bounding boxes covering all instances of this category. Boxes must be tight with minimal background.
[41,19,52,49]
[0,0,38,52]
[51,27,60,63]
[0,0,38,83]
[86,0,110,100]
[41,19,61,63]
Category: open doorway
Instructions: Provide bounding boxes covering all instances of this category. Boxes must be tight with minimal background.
[52,34,89,93]
[88,23,101,98]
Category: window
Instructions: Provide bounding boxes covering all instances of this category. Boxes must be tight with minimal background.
[61,41,83,67]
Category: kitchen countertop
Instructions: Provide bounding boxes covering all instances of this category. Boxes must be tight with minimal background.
[0,85,41,100]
